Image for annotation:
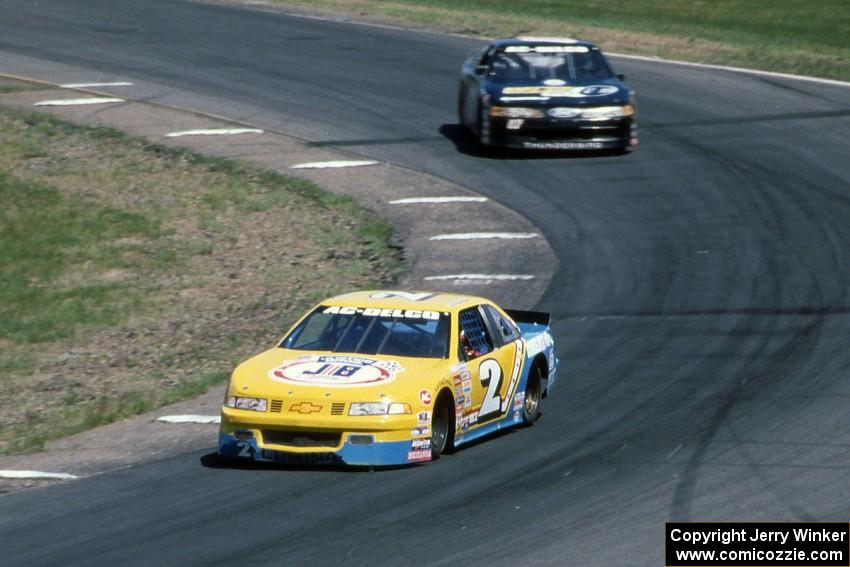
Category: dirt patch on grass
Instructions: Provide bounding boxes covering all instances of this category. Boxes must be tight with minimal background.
[0,107,403,455]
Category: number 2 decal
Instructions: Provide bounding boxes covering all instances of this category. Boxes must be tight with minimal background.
[478,359,503,421]
[236,441,252,458]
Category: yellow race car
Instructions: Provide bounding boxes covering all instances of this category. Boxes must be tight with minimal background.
[218,290,558,465]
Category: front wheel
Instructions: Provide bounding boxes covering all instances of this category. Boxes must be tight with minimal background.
[430,394,455,459]
[522,364,543,425]
[476,104,490,148]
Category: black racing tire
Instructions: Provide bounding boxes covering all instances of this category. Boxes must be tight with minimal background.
[476,104,489,147]
[430,393,455,459]
[522,364,543,425]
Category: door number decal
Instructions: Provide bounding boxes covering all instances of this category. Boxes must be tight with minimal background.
[478,359,503,420]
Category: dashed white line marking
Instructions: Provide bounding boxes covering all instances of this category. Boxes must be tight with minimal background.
[164,128,263,138]
[424,274,536,281]
[389,196,488,204]
[157,414,221,424]
[429,232,539,241]
[60,82,134,88]
[291,160,379,169]
[0,470,78,481]
[33,97,124,107]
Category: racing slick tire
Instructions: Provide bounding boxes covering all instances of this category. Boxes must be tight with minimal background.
[476,104,491,148]
[521,363,544,425]
[431,392,455,459]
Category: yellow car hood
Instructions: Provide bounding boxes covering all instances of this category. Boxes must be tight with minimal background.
[229,348,449,401]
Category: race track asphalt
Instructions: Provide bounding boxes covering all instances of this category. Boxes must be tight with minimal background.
[1,1,849,565]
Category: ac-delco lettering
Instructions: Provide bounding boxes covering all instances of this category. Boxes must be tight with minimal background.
[323,305,441,320]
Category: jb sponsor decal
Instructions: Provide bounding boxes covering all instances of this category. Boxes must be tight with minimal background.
[269,355,403,387]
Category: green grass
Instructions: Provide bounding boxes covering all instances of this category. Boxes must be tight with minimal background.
[0,172,162,342]
[0,106,404,455]
[271,0,850,81]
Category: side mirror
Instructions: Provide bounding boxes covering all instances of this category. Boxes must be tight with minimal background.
[617,73,626,81]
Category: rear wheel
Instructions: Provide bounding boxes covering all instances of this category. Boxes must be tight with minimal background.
[522,364,543,425]
[430,393,455,459]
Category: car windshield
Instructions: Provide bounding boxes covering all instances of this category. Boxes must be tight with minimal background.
[488,45,613,83]
[280,306,450,359]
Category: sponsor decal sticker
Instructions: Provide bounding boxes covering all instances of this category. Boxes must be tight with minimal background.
[269,355,403,387]
[411,426,430,437]
[417,411,431,425]
[513,391,526,411]
[526,332,554,356]
[369,291,435,302]
[411,438,431,450]
[523,141,605,150]
[502,85,618,98]
[407,450,431,462]
[505,45,588,54]
[322,305,441,320]
[419,390,432,405]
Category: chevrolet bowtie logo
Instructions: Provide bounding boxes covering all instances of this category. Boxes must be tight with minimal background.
[289,402,323,414]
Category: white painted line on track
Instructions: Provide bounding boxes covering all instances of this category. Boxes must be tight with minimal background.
[390,196,488,204]
[291,160,379,169]
[157,414,221,424]
[165,128,264,138]
[608,52,850,89]
[33,97,124,107]
[60,82,134,88]
[0,470,78,481]
[424,274,535,281]
[430,232,539,241]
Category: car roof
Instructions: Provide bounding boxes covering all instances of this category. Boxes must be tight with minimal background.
[492,36,598,49]
[323,290,491,312]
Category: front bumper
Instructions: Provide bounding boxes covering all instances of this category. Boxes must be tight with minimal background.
[218,407,432,466]
[486,115,637,150]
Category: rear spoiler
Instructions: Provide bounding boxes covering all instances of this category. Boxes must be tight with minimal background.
[504,309,550,327]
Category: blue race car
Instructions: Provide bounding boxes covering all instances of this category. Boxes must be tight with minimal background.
[458,37,638,151]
